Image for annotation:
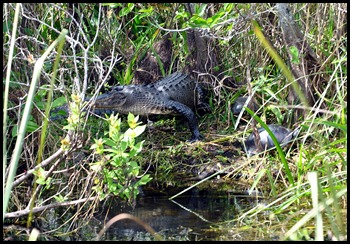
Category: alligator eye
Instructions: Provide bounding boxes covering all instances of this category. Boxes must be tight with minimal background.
[114,86,124,91]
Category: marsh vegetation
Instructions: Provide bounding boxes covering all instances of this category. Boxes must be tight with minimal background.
[3,3,347,241]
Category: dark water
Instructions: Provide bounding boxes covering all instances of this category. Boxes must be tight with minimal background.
[95,188,262,241]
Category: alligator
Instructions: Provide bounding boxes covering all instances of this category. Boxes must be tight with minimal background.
[243,124,300,156]
[52,72,207,142]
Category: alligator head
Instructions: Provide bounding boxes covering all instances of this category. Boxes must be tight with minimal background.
[91,86,127,108]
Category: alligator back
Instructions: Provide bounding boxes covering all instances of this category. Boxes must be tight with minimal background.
[92,72,200,115]
[151,72,199,109]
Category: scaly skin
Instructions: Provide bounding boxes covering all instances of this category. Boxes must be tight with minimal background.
[92,72,204,142]
[52,72,205,142]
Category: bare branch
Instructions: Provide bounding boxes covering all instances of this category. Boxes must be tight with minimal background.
[11,148,64,188]
[5,196,98,218]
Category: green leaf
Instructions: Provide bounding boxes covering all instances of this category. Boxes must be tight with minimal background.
[224,3,234,12]
[124,128,134,141]
[11,125,18,138]
[310,119,347,134]
[289,46,300,64]
[109,156,123,167]
[63,124,75,130]
[262,88,280,100]
[133,125,146,137]
[139,6,153,13]
[175,11,190,20]
[104,148,120,155]
[132,140,144,155]
[110,131,122,142]
[134,12,152,25]
[52,96,67,108]
[139,174,152,185]
[53,194,68,202]
[195,4,207,16]
[267,105,283,124]
[128,161,138,168]
[123,189,131,199]
[36,178,47,185]
[119,3,134,17]
[190,16,210,28]
[36,87,48,98]
[127,3,134,10]
[101,3,122,8]
[27,120,39,132]
[104,138,117,148]
[11,119,39,137]
[207,12,224,27]
[127,112,136,127]
[120,140,128,152]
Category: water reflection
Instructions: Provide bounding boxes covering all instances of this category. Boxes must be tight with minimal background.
[96,188,262,241]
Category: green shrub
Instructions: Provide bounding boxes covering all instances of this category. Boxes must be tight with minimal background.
[90,113,152,205]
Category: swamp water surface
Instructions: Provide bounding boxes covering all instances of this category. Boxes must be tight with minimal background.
[93,187,266,241]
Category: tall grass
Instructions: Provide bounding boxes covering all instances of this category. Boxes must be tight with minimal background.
[3,4,20,218]
[238,64,347,240]
[3,4,68,226]
[3,27,68,223]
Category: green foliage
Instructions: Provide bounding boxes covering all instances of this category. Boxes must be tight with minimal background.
[53,194,68,203]
[250,73,290,124]
[252,18,309,108]
[119,3,135,17]
[289,46,300,65]
[90,113,152,205]
[10,85,56,138]
[11,118,39,138]
[62,94,86,131]
[32,167,52,188]
[3,21,68,225]
[3,3,347,241]
[175,3,249,30]
[238,118,347,240]
[245,107,294,185]
[51,96,67,109]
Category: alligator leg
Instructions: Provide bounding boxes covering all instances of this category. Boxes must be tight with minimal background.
[167,100,203,142]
